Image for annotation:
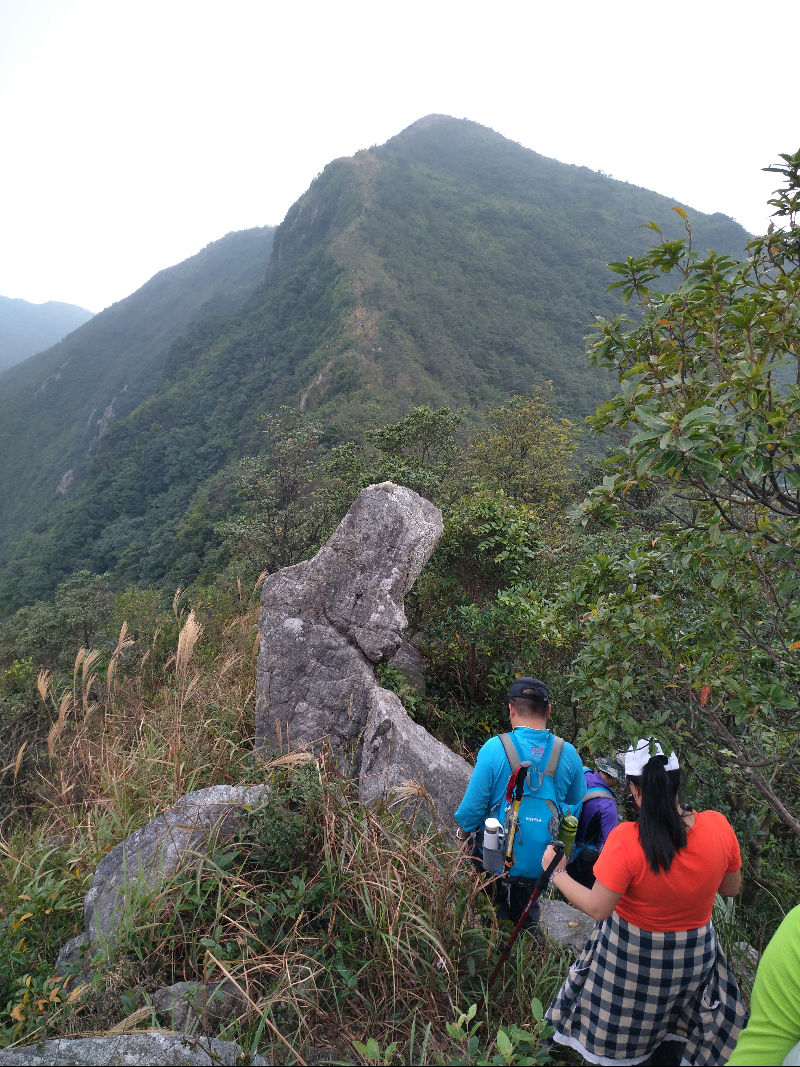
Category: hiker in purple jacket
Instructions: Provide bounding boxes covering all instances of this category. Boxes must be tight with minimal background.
[566,757,622,887]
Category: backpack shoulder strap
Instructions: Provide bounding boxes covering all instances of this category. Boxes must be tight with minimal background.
[498,732,520,772]
[543,735,564,779]
[537,735,566,836]
[500,731,555,778]
[582,786,615,803]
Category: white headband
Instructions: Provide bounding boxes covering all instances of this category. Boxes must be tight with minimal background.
[624,738,680,777]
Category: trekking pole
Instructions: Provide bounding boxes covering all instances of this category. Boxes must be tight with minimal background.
[476,840,565,1017]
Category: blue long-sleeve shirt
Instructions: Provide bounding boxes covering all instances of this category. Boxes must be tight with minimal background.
[454,727,586,879]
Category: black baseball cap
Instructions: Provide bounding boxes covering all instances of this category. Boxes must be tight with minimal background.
[508,677,549,702]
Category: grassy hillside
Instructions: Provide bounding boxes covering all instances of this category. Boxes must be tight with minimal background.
[0,134,793,1060]
[0,117,751,613]
[0,592,758,1060]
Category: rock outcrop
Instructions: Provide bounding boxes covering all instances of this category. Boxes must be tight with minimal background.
[0,1034,267,1066]
[255,482,443,772]
[253,480,474,829]
[56,784,268,977]
[360,687,471,830]
[151,980,248,1034]
[539,898,598,951]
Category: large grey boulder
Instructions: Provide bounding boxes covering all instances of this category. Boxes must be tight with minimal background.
[0,1034,267,1065]
[55,784,268,974]
[255,482,443,772]
[360,687,471,831]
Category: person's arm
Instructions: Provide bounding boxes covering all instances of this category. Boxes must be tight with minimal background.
[542,842,622,921]
[727,905,800,1066]
[717,814,743,898]
[718,868,742,897]
[454,743,496,833]
[564,754,587,807]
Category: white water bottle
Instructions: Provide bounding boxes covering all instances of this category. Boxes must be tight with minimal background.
[482,817,504,873]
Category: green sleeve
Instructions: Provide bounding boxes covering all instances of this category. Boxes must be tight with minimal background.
[726,905,800,1065]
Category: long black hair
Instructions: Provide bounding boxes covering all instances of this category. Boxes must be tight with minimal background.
[627,755,686,873]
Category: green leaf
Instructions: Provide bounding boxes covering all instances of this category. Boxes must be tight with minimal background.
[634,407,674,432]
[679,405,720,429]
[352,1037,381,1061]
[496,1029,514,1056]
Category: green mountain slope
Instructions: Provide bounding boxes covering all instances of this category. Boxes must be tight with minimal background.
[261,115,749,424]
[0,117,751,613]
[0,297,94,372]
[0,227,275,598]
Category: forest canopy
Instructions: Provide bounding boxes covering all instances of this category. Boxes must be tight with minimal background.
[567,151,800,891]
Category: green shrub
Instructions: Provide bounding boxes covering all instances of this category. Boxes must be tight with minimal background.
[0,835,90,1046]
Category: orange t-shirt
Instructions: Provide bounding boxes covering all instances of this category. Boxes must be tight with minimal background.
[592,810,741,932]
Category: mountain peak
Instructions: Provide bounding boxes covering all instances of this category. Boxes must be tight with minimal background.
[388,113,500,144]
[0,120,752,611]
[399,113,461,130]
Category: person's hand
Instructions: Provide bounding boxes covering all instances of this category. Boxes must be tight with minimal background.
[542,843,566,872]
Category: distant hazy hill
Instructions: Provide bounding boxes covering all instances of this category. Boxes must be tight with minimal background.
[0,226,275,609]
[0,116,751,613]
[0,296,93,372]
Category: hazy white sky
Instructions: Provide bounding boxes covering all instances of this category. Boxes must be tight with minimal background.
[1,0,796,312]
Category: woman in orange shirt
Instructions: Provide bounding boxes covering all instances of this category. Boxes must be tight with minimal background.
[542,739,747,1066]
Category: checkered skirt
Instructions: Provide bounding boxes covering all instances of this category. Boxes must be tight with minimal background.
[545,911,747,1065]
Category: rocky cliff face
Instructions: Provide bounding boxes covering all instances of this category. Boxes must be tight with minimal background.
[255,482,444,767]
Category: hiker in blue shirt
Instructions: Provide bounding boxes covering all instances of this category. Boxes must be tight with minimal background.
[454,676,586,929]
[565,757,622,888]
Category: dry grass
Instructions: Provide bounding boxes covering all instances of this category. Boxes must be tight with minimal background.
[30,605,258,846]
[58,752,570,1064]
[2,589,572,1062]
